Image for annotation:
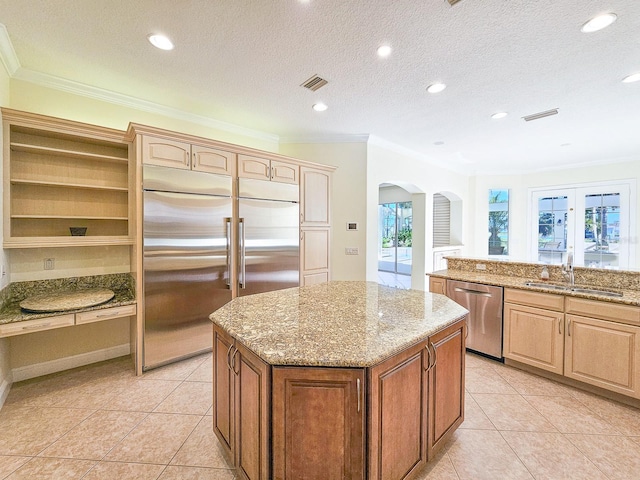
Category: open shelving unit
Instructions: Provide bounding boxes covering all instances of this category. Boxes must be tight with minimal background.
[2,109,133,248]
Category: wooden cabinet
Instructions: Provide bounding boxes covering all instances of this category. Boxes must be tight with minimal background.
[0,313,75,338]
[300,167,331,226]
[212,325,271,480]
[503,289,564,375]
[272,366,365,480]
[2,108,132,248]
[299,166,332,286]
[564,297,640,399]
[369,339,428,479]
[238,154,298,184]
[300,229,330,286]
[0,305,136,338]
[427,319,466,458]
[504,288,640,399]
[428,277,447,295]
[368,318,465,479]
[142,135,233,175]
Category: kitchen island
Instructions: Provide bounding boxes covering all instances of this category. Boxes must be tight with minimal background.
[210,281,468,480]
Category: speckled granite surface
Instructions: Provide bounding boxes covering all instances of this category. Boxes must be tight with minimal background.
[431,257,640,306]
[0,273,135,324]
[209,281,468,368]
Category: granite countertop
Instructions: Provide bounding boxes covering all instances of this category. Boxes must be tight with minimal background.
[429,268,640,306]
[209,281,468,368]
[0,273,136,325]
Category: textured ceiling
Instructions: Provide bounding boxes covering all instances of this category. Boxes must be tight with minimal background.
[0,0,639,174]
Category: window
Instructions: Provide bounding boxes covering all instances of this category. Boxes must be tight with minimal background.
[488,189,509,256]
[530,181,634,268]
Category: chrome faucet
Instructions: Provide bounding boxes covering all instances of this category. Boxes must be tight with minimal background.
[562,252,575,286]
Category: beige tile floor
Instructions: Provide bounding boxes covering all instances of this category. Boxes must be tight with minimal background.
[1,352,640,479]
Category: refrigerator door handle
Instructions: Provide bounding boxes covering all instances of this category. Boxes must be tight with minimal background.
[225,217,231,289]
[239,217,246,289]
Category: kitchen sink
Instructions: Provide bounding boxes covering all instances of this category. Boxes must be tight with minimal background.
[524,282,623,297]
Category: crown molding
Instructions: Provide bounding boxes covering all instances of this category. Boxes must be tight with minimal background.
[12,68,279,143]
[280,133,370,144]
[0,23,20,76]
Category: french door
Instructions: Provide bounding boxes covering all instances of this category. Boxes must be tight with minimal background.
[378,202,412,275]
[530,182,632,269]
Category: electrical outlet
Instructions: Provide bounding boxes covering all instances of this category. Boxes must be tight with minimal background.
[345,247,359,255]
[475,263,487,270]
[44,258,55,270]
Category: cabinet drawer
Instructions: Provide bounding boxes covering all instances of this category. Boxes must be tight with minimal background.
[0,314,75,338]
[504,288,564,312]
[75,304,137,325]
[565,297,639,325]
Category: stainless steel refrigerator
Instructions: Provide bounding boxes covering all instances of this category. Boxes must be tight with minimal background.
[237,178,299,296]
[143,165,233,370]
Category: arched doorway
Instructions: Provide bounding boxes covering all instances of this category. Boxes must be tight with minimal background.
[377,183,423,289]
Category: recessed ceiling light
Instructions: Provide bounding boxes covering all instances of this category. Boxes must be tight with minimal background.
[426,83,446,94]
[312,103,328,112]
[622,73,640,83]
[433,141,445,146]
[491,112,508,119]
[147,34,174,50]
[377,45,392,57]
[581,13,617,33]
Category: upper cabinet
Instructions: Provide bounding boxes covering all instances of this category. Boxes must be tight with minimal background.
[238,154,298,184]
[142,135,233,176]
[300,167,331,226]
[2,108,132,248]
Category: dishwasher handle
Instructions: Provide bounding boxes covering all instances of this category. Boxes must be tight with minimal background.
[453,287,493,298]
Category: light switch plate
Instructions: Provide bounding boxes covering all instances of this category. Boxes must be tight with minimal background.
[345,247,359,255]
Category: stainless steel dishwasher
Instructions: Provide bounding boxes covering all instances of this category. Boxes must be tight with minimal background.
[447,280,504,360]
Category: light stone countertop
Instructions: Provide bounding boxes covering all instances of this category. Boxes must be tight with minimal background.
[429,269,640,306]
[209,281,468,368]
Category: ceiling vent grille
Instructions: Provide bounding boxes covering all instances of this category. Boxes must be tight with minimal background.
[447,0,463,5]
[522,108,559,122]
[301,75,328,91]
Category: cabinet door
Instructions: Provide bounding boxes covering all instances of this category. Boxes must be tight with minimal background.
[212,325,235,460]
[234,343,271,480]
[238,155,270,180]
[369,341,428,480]
[272,367,365,480]
[271,160,299,184]
[427,319,465,459]
[503,303,564,375]
[142,135,190,169]
[565,315,640,398]
[192,145,234,175]
[428,277,447,295]
[301,168,330,225]
[300,228,330,286]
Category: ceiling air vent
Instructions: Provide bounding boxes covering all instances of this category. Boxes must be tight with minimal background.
[522,108,559,122]
[301,75,328,91]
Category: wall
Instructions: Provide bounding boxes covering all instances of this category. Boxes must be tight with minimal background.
[366,142,470,289]
[471,160,640,266]
[280,141,368,281]
[0,64,11,405]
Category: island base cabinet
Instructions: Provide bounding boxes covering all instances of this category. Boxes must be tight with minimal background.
[368,341,428,480]
[272,367,365,480]
[427,319,466,458]
[212,325,271,480]
[565,315,640,399]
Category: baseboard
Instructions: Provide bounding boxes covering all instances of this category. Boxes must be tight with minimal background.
[11,343,131,383]
[0,378,10,409]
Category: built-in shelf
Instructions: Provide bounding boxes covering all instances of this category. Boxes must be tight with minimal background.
[2,108,132,248]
